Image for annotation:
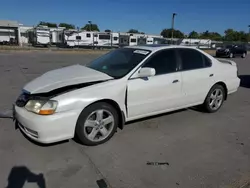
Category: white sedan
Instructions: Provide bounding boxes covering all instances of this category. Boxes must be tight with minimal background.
[13,45,240,146]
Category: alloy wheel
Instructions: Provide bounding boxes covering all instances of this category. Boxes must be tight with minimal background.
[209,88,223,110]
[83,109,115,142]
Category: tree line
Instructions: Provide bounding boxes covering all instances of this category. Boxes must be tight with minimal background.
[37,21,250,42]
[160,29,250,42]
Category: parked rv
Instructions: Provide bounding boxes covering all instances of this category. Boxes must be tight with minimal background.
[28,26,51,47]
[64,31,119,48]
[146,37,167,45]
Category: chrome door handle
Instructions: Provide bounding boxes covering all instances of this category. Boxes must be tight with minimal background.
[172,80,179,83]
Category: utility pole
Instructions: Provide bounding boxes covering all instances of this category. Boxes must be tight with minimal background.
[8,24,10,45]
[77,26,80,49]
[88,21,93,49]
[88,21,92,31]
[171,13,177,45]
[248,25,250,42]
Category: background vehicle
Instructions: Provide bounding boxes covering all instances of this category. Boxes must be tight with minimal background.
[216,44,247,58]
[13,45,240,146]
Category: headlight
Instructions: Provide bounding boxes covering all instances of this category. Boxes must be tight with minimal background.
[225,49,229,52]
[25,100,58,115]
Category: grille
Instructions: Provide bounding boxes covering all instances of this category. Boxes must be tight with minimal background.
[15,93,31,107]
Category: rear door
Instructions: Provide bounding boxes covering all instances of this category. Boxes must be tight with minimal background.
[177,48,214,106]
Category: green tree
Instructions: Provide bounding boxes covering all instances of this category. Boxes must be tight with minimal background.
[199,30,222,41]
[58,23,75,29]
[188,31,199,38]
[224,29,237,41]
[81,24,100,31]
[160,28,184,38]
[38,21,57,28]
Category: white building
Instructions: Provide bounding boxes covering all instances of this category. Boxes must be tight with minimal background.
[19,25,33,46]
[0,20,19,45]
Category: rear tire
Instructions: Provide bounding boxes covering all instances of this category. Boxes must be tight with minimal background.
[202,84,225,113]
[75,102,119,146]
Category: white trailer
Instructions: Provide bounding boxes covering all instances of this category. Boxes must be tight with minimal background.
[50,27,65,44]
[29,26,50,47]
[146,37,167,45]
[180,38,212,48]
[128,35,147,46]
[65,31,119,48]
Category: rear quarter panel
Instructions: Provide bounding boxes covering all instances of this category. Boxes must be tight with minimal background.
[212,59,240,94]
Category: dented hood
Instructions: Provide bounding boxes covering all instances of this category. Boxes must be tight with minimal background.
[23,64,113,94]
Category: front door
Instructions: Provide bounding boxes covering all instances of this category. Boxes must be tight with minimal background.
[127,49,183,119]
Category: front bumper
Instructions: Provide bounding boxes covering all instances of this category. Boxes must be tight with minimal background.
[216,51,230,57]
[14,105,80,144]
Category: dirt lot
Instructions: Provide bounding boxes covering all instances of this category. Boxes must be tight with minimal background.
[0,51,250,188]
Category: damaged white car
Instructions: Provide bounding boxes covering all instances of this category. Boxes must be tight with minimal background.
[13,45,240,145]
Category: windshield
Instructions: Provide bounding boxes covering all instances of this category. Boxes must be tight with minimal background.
[86,48,151,78]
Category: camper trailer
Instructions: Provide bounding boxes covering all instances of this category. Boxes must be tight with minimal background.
[65,31,119,48]
[129,35,147,46]
[119,34,129,47]
[50,27,65,45]
[180,38,212,48]
[146,37,167,45]
[29,26,50,47]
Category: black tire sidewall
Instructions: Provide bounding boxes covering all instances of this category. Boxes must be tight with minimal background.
[204,85,225,113]
[76,102,119,146]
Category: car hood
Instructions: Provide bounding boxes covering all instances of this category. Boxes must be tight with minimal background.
[23,64,113,94]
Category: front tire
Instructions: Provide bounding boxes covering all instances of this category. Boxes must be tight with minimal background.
[203,84,225,113]
[75,102,119,146]
[229,52,234,58]
[241,52,246,58]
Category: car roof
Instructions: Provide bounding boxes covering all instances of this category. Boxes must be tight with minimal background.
[124,44,199,52]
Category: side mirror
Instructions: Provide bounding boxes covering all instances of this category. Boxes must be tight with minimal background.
[137,67,156,78]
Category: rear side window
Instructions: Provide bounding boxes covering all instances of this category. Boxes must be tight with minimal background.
[203,54,212,67]
[178,49,205,71]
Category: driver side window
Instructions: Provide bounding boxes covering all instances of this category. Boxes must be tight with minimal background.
[142,49,178,75]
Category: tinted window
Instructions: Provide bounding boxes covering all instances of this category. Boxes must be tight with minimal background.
[179,49,204,70]
[113,37,118,41]
[99,34,110,40]
[143,49,177,75]
[203,54,212,67]
[76,36,81,40]
[86,33,91,38]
